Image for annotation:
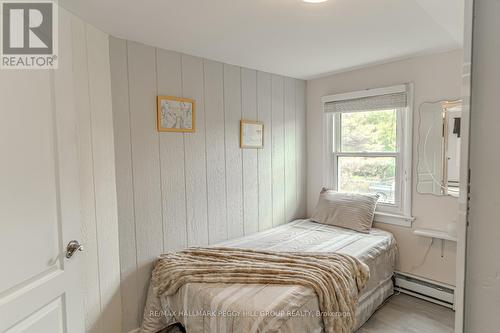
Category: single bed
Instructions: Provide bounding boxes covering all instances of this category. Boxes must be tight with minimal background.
[142,219,397,333]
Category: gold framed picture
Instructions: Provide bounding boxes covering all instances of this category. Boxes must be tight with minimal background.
[240,120,264,149]
[157,96,196,132]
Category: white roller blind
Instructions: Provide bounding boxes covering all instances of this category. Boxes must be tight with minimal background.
[324,92,407,113]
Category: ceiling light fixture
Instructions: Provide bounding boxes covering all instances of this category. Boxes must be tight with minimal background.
[302,0,328,3]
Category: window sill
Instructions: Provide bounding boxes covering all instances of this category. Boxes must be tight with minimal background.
[374,212,414,227]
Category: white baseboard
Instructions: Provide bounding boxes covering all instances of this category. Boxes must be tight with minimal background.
[394,272,455,309]
[394,288,454,309]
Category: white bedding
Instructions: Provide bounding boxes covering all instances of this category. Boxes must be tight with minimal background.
[142,219,397,333]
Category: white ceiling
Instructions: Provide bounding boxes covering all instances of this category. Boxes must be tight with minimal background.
[60,0,464,79]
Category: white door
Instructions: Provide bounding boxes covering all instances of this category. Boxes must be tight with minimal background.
[0,56,84,332]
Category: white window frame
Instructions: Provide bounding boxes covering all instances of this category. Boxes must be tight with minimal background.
[322,84,414,227]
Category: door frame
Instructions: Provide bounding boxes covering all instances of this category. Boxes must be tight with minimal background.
[455,0,474,332]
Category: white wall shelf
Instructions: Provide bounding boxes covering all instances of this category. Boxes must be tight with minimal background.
[414,228,457,242]
[414,228,457,258]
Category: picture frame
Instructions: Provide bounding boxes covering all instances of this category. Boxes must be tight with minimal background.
[157,96,196,132]
[240,120,264,149]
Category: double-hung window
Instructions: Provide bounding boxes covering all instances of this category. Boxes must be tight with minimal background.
[322,84,413,226]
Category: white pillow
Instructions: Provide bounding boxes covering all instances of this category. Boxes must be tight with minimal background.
[310,188,378,233]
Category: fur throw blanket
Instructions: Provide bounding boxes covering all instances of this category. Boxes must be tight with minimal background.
[151,247,370,333]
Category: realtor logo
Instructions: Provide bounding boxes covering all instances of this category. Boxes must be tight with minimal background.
[1,1,58,69]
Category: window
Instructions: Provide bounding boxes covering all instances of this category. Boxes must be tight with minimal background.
[322,84,413,226]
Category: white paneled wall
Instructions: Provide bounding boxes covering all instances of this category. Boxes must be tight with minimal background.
[241,68,259,235]
[204,60,228,243]
[284,77,297,223]
[296,80,308,217]
[257,72,274,231]
[224,64,245,239]
[66,11,122,333]
[271,75,286,227]
[109,37,307,332]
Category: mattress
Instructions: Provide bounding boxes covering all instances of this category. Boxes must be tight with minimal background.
[145,219,397,333]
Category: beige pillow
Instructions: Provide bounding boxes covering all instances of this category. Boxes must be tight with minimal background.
[310,188,378,233]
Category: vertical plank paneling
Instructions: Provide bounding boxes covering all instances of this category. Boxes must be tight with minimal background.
[156,49,188,251]
[70,16,102,333]
[109,39,308,332]
[257,72,273,231]
[241,68,259,235]
[181,54,209,246]
[271,75,285,226]
[296,80,307,218]
[85,24,122,333]
[109,36,139,332]
[284,77,297,223]
[224,64,244,238]
[127,41,164,312]
[204,60,228,243]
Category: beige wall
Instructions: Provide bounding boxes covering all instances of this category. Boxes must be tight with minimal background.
[109,38,307,332]
[306,50,463,285]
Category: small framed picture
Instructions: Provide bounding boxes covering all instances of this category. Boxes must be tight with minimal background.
[157,96,196,132]
[240,120,264,149]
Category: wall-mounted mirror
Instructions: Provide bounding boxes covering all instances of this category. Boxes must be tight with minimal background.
[417,100,462,197]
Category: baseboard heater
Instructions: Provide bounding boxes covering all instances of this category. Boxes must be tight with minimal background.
[394,272,455,309]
